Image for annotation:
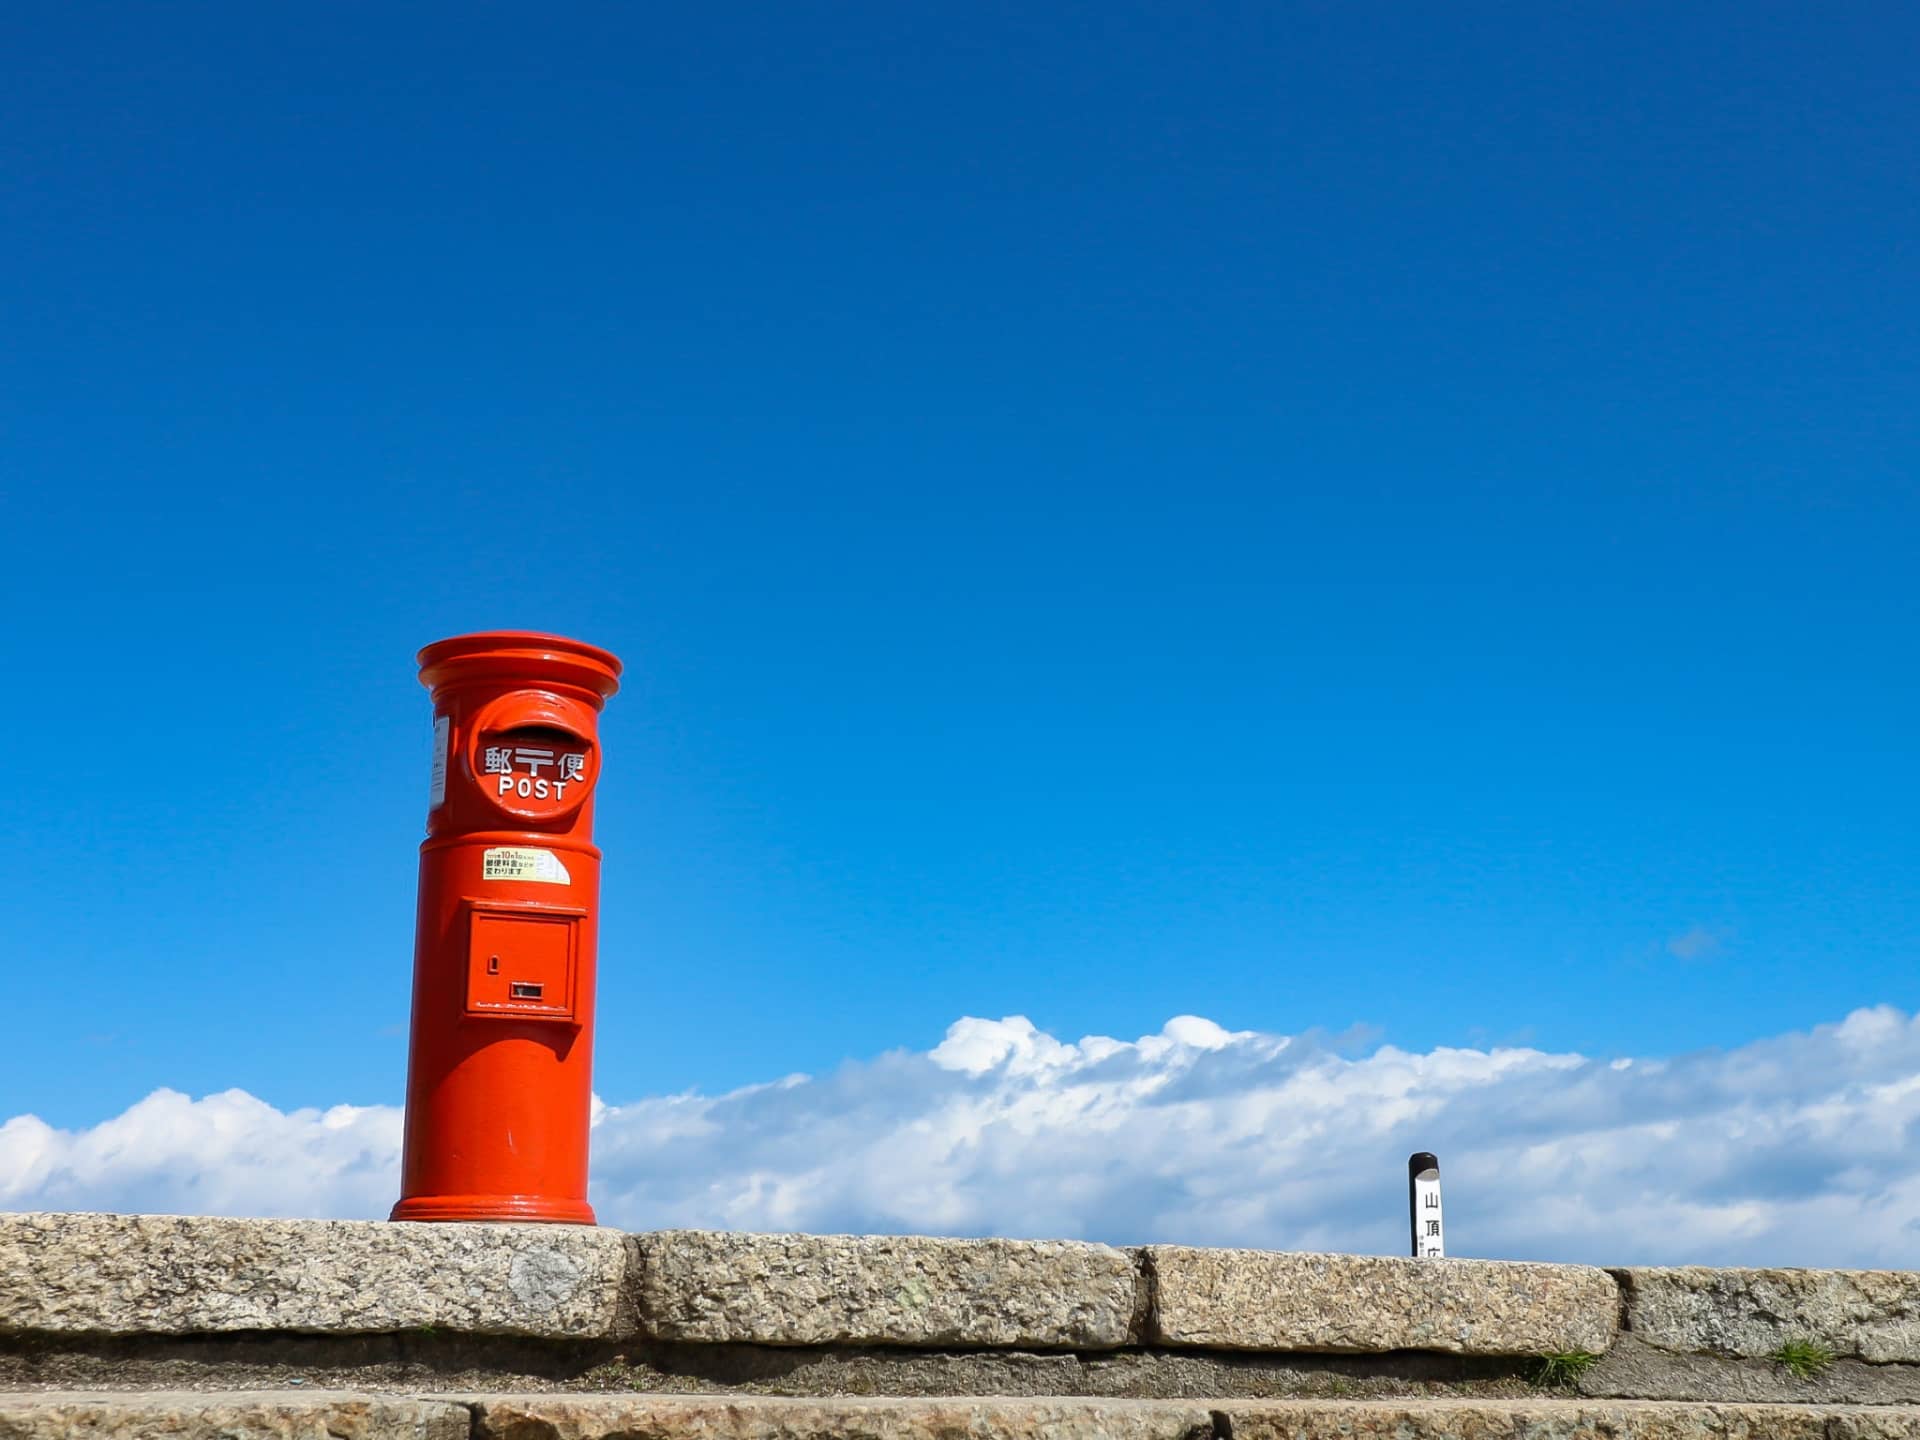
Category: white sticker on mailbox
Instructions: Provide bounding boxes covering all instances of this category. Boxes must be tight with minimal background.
[428,715,450,809]
[482,847,572,884]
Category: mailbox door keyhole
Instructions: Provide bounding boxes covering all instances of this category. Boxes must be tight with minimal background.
[487,955,500,975]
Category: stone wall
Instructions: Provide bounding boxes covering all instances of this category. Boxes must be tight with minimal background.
[3,1213,1919,1436]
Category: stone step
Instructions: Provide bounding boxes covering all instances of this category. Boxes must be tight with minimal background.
[4,1391,1920,1439]
[0,1390,469,1439]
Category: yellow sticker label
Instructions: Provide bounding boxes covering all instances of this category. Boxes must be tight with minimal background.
[481,847,571,884]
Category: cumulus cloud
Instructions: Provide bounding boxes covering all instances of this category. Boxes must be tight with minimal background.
[7,1008,1920,1267]
[0,1090,399,1220]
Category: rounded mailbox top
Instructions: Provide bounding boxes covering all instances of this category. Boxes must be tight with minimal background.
[417,631,622,702]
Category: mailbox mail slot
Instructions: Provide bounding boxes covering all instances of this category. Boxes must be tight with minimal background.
[464,902,582,1021]
[469,693,600,825]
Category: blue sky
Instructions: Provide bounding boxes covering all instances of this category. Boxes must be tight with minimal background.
[2,0,1916,1190]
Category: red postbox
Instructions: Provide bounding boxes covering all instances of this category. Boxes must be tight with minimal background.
[391,631,622,1225]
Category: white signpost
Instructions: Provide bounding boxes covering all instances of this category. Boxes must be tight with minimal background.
[1409,1151,1444,1258]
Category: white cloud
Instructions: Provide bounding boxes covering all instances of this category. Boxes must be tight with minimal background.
[0,1089,399,1220]
[7,1007,1920,1267]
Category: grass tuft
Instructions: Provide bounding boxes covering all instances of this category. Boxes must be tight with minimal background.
[1770,1339,1836,1381]
[1532,1350,1600,1388]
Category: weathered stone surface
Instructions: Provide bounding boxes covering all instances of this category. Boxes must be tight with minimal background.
[8,1392,1920,1440]
[467,1395,1214,1440]
[0,1391,469,1440]
[0,1213,632,1339]
[632,1231,1138,1350]
[468,1396,1920,1440]
[1146,1246,1619,1356]
[1581,1334,1920,1407]
[1620,1266,1920,1363]
[1219,1398,1920,1439]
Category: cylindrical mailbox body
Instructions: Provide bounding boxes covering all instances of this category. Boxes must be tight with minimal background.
[392,631,621,1224]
